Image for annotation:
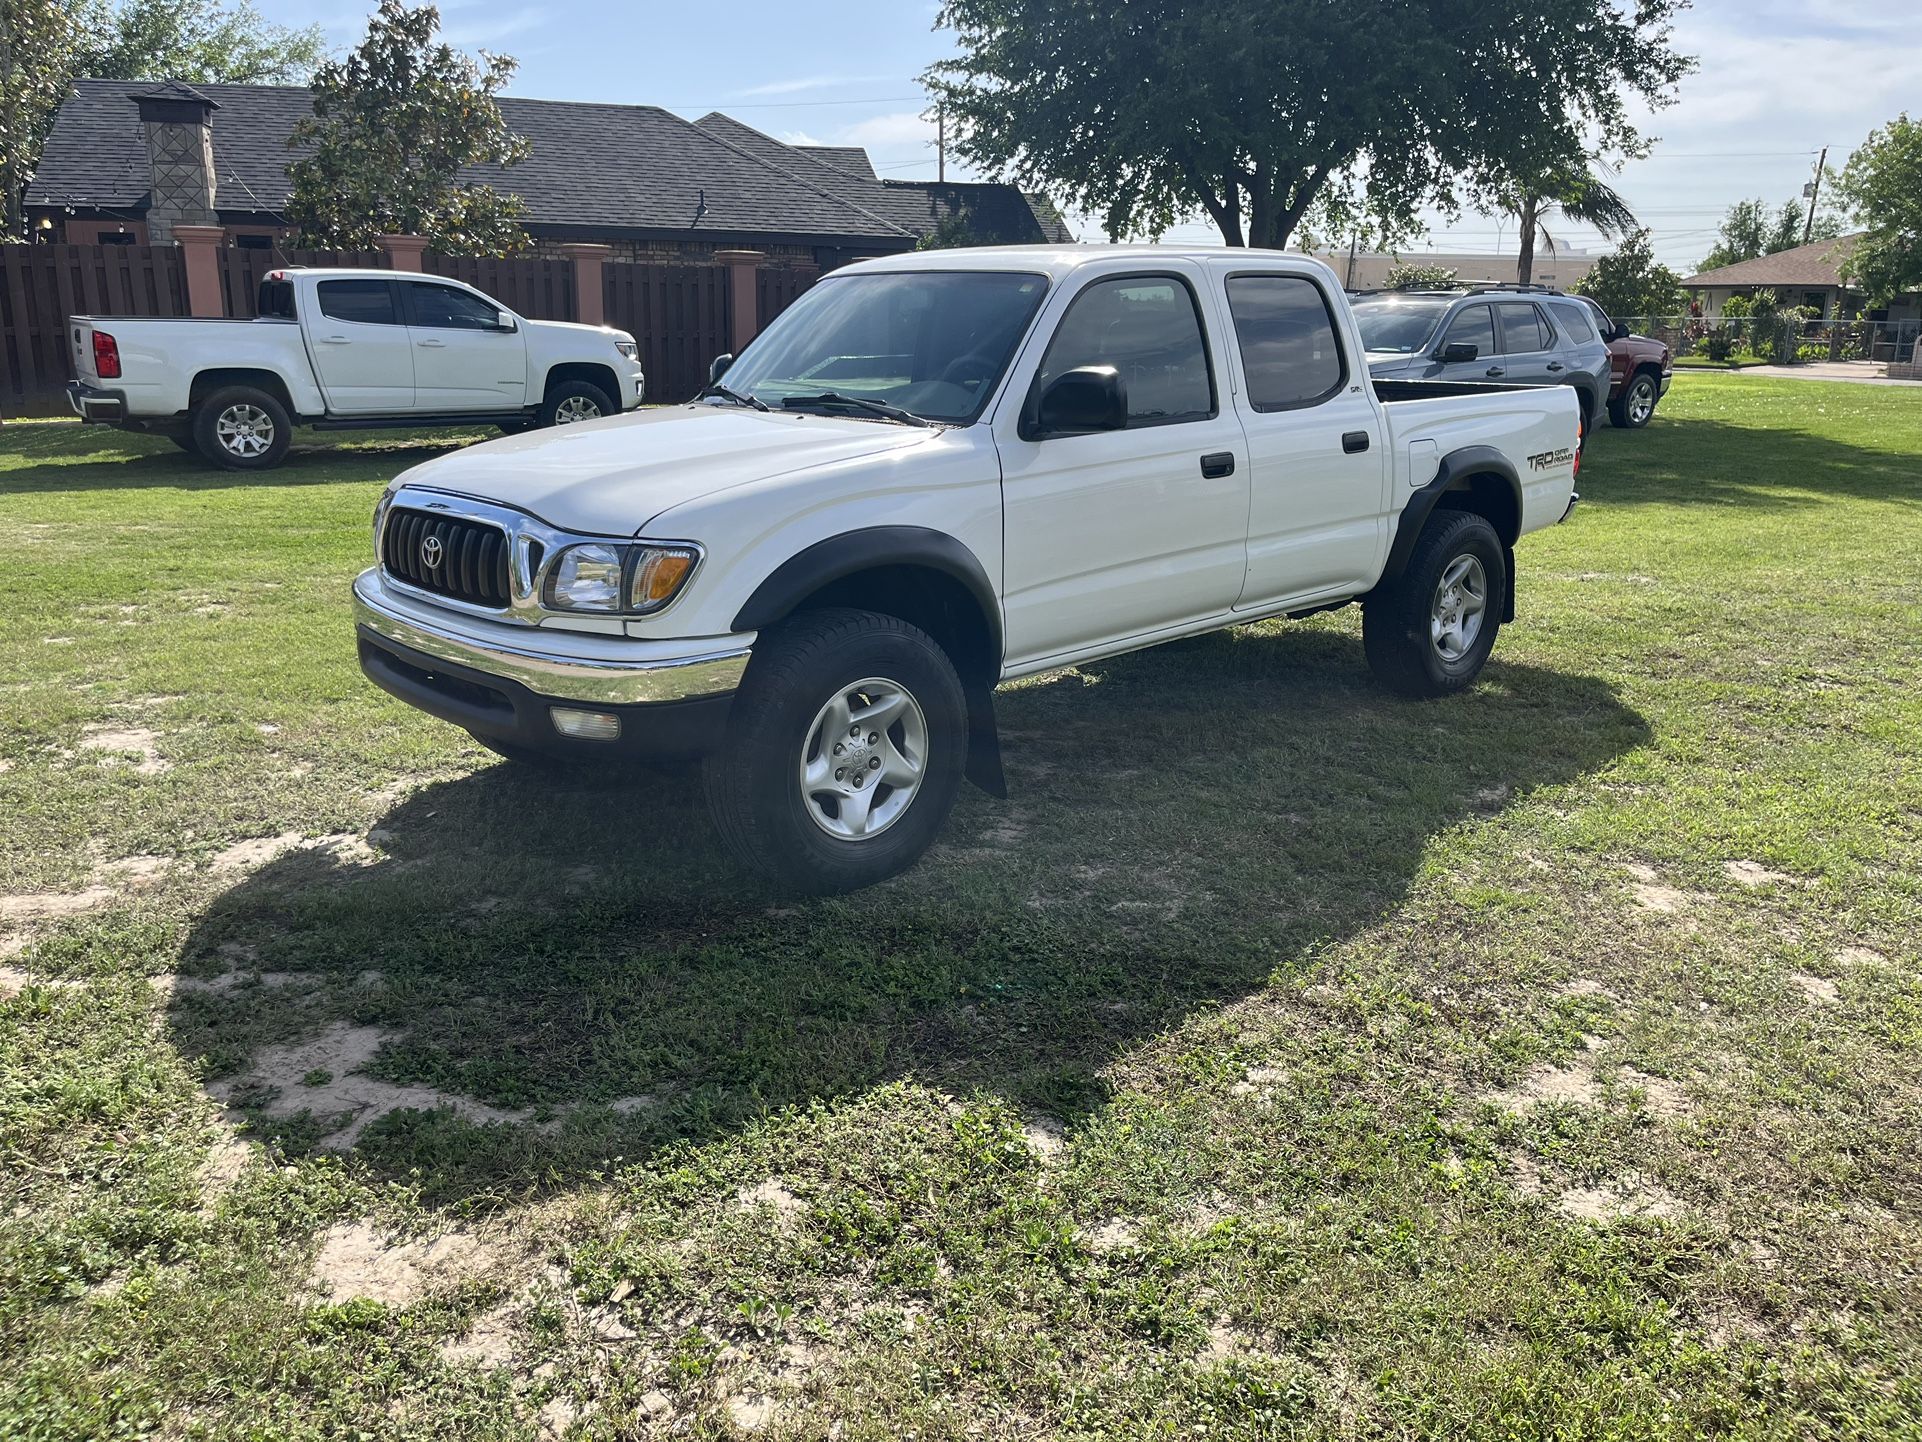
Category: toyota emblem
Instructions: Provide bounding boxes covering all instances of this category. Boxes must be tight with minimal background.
[421,535,444,569]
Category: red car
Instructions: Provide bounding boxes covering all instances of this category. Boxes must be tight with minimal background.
[1576,297,1673,429]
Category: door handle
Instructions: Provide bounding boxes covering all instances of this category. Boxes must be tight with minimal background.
[1485,367,1505,378]
[1199,452,1236,479]
[319,335,350,345]
[1342,431,1371,454]
[417,338,447,348]
[1546,361,1565,372]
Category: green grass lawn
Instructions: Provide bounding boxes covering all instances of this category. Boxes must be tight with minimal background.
[2,380,1919,1440]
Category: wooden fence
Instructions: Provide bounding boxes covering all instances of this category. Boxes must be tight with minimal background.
[604,262,732,404]
[2,241,817,419]
[2,244,189,419]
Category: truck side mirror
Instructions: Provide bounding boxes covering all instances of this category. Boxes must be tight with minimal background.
[709,353,735,383]
[1028,365,1127,439]
[1610,322,1631,343]
[1440,342,1479,363]
[495,311,517,333]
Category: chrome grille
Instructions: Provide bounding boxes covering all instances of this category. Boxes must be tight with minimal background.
[381,508,512,609]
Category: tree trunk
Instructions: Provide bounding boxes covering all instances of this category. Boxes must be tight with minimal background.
[1517,197,1539,285]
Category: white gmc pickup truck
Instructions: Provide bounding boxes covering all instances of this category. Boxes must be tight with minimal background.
[66,267,646,469]
[354,246,1579,891]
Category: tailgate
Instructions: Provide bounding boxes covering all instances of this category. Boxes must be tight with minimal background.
[70,319,100,384]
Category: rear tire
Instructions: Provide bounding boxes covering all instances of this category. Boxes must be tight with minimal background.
[192,386,292,470]
[1363,510,1506,698]
[538,381,614,429]
[704,608,967,893]
[1609,371,1659,429]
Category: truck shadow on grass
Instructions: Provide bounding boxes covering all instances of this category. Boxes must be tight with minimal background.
[0,425,486,493]
[167,625,1648,1205]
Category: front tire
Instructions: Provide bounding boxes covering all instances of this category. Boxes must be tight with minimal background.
[192,386,293,470]
[704,609,967,893]
[538,381,614,429]
[1363,510,1506,697]
[1609,371,1659,429]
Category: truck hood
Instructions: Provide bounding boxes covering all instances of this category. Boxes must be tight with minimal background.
[524,316,635,344]
[390,405,937,536]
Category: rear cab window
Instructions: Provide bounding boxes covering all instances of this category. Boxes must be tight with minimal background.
[317,279,400,326]
[1224,273,1346,410]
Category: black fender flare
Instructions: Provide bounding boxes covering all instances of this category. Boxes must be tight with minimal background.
[731,526,1008,798]
[1378,445,1523,622]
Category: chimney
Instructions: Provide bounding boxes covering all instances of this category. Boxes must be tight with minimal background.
[132,81,220,245]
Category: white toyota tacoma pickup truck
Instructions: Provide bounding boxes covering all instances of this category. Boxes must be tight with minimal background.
[66,267,645,469]
[354,246,1579,891]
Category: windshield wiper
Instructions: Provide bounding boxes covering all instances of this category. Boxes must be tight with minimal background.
[780,392,932,427]
[697,382,769,412]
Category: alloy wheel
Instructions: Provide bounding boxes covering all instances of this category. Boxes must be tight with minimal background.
[796,676,929,840]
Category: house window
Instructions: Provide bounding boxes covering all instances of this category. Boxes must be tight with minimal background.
[234,234,274,250]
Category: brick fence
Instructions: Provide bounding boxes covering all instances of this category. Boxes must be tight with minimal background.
[1,233,818,419]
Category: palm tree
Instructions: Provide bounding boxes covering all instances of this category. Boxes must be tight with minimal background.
[1509,169,1640,286]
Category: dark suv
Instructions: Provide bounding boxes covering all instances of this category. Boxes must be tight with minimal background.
[1351,286,1614,431]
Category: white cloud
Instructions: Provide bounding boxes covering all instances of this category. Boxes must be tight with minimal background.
[735,74,891,98]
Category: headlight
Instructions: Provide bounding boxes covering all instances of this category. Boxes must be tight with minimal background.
[615,339,639,361]
[544,542,698,614]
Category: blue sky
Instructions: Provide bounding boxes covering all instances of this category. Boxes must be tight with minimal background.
[263,0,1917,273]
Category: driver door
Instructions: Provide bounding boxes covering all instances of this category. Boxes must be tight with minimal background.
[995,267,1250,666]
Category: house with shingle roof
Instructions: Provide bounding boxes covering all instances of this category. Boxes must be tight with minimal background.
[24,79,1072,269]
[1683,232,1919,325]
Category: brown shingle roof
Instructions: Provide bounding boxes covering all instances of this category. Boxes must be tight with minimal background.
[1683,234,1862,289]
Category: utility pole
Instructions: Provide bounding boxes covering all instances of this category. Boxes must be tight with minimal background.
[1345,234,1359,289]
[937,109,946,183]
[1801,146,1828,247]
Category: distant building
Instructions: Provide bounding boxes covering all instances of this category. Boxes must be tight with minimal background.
[25,79,1073,270]
[1311,246,1601,292]
[1683,233,1921,325]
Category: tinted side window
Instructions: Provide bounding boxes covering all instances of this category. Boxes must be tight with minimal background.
[1443,304,1496,357]
[1548,300,1597,344]
[1037,276,1214,426]
[1497,302,1551,353]
[409,282,503,330]
[1225,275,1345,410]
[318,279,399,326]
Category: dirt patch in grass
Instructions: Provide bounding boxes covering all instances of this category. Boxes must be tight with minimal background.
[307,1222,498,1306]
[1624,864,1701,915]
[1789,972,1840,1004]
[1556,1173,1685,1224]
[1489,1061,1600,1110]
[211,1022,539,1147]
[1724,859,1796,887]
[78,724,169,775]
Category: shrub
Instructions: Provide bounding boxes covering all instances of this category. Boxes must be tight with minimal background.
[1704,328,1735,363]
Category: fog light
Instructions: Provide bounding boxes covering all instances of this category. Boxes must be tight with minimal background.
[550,706,621,741]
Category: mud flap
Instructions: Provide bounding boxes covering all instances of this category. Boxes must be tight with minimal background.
[964,680,1008,798]
[1502,545,1517,623]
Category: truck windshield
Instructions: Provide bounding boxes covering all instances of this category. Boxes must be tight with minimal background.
[716,271,1050,424]
[1351,298,1451,355]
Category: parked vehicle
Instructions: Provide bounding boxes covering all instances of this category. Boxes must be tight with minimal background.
[1351,285,1612,433]
[354,247,1580,892]
[66,268,646,469]
[1571,296,1674,428]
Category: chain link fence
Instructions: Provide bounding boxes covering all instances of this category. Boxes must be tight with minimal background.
[1613,314,1922,372]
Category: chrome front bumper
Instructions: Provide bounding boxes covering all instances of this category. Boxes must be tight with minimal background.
[352,568,750,706]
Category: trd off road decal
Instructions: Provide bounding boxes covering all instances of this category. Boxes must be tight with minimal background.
[1527,447,1574,472]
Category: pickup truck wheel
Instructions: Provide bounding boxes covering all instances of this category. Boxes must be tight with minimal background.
[539,381,614,428]
[704,608,967,893]
[1609,371,1659,429]
[192,386,292,470]
[1363,510,1506,698]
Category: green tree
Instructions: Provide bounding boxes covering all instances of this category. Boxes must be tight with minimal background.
[1382,262,1457,290]
[80,0,323,84]
[1472,159,1640,286]
[0,0,92,239]
[924,0,1691,251]
[1835,115,1922,303]
[1574,229,1685,321]
[1696,196,1840,273]
[285,0,528,255]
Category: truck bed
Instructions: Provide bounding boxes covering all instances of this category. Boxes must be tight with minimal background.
[1372,377,1544,403]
